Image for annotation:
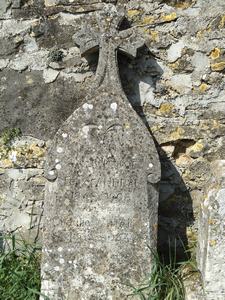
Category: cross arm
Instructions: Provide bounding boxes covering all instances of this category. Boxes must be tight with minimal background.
[73,25,100,56]
[117,27,145,58]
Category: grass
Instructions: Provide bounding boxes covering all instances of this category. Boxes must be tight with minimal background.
[0,234,198,300]
[128,243,199,300]
[0,233,47,300]
[128,251,185,300]
[0,128,22,145]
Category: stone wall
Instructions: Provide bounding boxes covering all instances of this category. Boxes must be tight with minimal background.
[0,0,225,296]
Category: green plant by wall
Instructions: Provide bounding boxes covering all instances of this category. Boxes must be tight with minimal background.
[0,234,48,300]
[128,242,200,300]
[0,128,22,146]
[48,48,64,62]
[128,250,185,300]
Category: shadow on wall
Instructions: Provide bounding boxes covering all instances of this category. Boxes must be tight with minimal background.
[118,46,194,263]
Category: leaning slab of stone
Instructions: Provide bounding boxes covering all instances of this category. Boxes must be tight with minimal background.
[41,4,160,299]
[198,160,225,300]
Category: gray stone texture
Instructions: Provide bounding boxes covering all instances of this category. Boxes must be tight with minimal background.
[0,0,225,297]
[0,137,46,241]
[41,5,160,299]
[198,160,225,300]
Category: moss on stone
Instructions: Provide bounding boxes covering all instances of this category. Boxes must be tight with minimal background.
[48,48,64,62]
[0,128,22,146]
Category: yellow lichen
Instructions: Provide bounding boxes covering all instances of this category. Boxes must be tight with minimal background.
[162,12,177,22]
[208,219,216,225]
[209,240,217,247]
[127,9,142,18]
[170,127,185,140]
[157,103,174,116]
[211,61,225,72]
[141,16,155,25]
[26,76,34,85]
[199,83,209,93]
[210,48,221,60]
[187,142,204,153]
[124,122,130,129]
[196,27,211,39]
[151,125,164,133]
[219,15,225,28]
[149,30,159,42]
[212,120,221,129]
[28,144,45,158]
[174,1,193,9]
[168,61,180,70]
[1,159,13,168]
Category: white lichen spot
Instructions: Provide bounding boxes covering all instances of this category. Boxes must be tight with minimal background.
[110,102,118,112]
[98,125,103,130]
[58,247,63,252]
[100,140,103,144]
[62,133,68,138]
[55,163,62,170]
[48,170,55,176]
[90,244,94,248]
[55,159,60,163]
[69,261,72,264]
[59,258,65,264]
[83,103,93,112]
[73,260,78,269]
[149,163,153,169]
[54,266,60,271]
[9,151,17,162]
[57,147,63,153]
[82,125,89,138]
[64,199,70,206]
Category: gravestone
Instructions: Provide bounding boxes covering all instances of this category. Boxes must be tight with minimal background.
[41,4,160,299]
[198,160,225,300]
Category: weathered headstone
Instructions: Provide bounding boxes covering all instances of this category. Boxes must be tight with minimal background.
[41,4,160,299]
[198,160,225,300]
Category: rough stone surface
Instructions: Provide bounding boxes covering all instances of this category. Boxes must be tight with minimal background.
[0,136,46,241]
[0,0,225,297]
[198,160,225,300]
[41,5,160,299]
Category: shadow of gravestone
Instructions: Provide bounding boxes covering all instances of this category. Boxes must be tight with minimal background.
[118,45,194,263]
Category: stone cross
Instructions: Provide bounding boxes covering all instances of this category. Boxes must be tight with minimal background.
[41,5,160,300]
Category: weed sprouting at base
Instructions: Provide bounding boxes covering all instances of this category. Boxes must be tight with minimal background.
[0,234,47,300]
